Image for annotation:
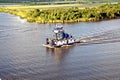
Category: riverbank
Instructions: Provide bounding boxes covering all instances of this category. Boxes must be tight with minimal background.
[0,3,120,23]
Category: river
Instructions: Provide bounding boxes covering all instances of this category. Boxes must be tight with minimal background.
[0,13,120,80]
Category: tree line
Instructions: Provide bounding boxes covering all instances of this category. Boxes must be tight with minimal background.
[0,0,119,5]
[1,3,120,23]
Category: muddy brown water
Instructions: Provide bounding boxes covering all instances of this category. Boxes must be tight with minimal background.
[0,13,120,80]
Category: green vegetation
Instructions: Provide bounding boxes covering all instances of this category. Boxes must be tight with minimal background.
[0,3,120,23]
[0,0,119,5]
[0,8,3,12]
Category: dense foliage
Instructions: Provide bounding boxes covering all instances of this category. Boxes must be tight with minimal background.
[0,0,119,4]
[0,8,3,12]
[1,3,120,23]
[0,0,119,2]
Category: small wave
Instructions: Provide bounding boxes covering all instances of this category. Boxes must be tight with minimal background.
[0,25,30,33]
[80,28,120,45]
[0,34,9,39]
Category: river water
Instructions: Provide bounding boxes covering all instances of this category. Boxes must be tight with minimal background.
[0,13,120,80]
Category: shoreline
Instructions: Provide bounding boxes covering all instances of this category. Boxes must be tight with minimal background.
[0,3,120,24]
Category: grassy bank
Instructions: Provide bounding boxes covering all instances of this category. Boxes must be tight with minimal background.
[0,3,120,23]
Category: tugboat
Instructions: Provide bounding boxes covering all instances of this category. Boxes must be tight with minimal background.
[43,25,80,48]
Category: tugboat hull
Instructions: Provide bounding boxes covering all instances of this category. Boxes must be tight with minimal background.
[42,44,55,48]
[43,43,75,48]
[42,44,62,48]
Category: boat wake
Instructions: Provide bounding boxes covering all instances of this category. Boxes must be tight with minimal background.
[79,29,120,45]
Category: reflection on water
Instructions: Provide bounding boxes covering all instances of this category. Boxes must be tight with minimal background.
[1,13,120,80]
[47,48,65,64]
[46,46,74,64]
